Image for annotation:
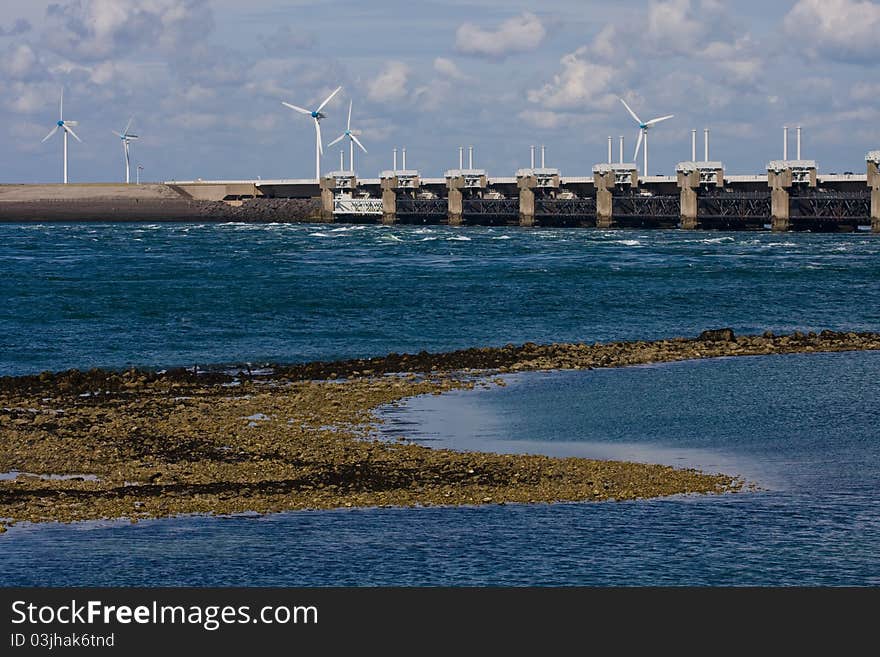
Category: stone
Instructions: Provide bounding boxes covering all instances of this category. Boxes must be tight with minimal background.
[698,328,736,342]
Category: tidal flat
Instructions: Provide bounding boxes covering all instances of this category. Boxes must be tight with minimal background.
[3,329,879,531]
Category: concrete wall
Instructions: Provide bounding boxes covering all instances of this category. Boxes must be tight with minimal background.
[0,183,185,202]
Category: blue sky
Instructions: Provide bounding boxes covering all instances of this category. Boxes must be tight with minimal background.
[0,0,878,182]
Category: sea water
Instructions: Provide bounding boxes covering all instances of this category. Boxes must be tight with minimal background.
[1,224,878,585]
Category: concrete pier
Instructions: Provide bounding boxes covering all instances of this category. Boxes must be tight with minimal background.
[517,175,535,227]
[677,165,700,230]
[447,177,464,226]
[380,177,397,225]
[593,164,637,228]
[516,168,560,227]
[319,174,354,223]
[768,160,816,232]
[444,169,486,226]
[677,161,724,230]
[869,151,880,233]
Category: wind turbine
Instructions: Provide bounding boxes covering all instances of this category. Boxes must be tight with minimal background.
[327,100,367,173]
[41,89,81,184]
[281,85,342,181]
[620,97,673,176]
[112,117,139,184]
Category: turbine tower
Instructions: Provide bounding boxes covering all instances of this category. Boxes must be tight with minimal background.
[327,100,367,173]
[620,97,674,176]
[41,89,81,184]
[112,117,139,184]
[281,86,342,181]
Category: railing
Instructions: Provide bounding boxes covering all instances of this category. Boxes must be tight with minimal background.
[333,197,383,215]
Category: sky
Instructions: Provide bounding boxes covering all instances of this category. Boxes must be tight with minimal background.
[0,0,878,183]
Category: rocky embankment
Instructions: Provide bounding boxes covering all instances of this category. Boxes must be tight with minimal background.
[195,197,321,222]
[0,196,321,223]
[3,328,878,530]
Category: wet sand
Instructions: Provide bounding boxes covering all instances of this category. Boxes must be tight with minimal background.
[2,329,878,530]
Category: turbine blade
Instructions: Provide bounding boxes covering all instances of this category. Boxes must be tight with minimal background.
[645,114,674,126]
[347,99,352,131]
[59,89,63,120]
[282,101,311,115]
[123,117,133,135]
[316,85,342,113]
[633,130,644,160]
[112,130,123,138]
[315,119,323,156]
[41,126,59,143]
[351,133,367,154]
[327,133,346,147]
[64,120,78,127]
[620,97,641,124]
[63,125,82,142]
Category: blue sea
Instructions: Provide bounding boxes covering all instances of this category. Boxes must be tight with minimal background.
[1,223,879,585]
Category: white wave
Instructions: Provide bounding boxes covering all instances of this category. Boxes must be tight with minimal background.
[701,236,735,244]
[447,235,471,241]
[617,239,642,246]
[309,232,331,237]
[381,234,404,242]
[492,235,512,240]
[420,236,439,241]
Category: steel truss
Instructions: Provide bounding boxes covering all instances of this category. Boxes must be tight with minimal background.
[396,197,447,216]
[698,190,771,219]
[789,190,870,220]
[535,197,596,217]
[461,198,519,217]
[613,194,680,218]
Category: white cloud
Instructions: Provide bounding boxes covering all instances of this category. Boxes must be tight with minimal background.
[455,12,546,57]
[169,111,222,131]
[784,0,880,63]
[5,82,55,114]
[644,0,740,56]
[261,25,316,53]
[518,109,568,130]
[2,43,38,79]
[647,0,702,46]
[526,49,616,110]
[42,0,211,61]
[0,18,31,37]
[590,25,618,61]
[851,81,880,101]
[367,61,410,103]
[433,57,469,81]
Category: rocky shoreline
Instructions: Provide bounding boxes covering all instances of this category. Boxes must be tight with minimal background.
[3,328,879,532]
